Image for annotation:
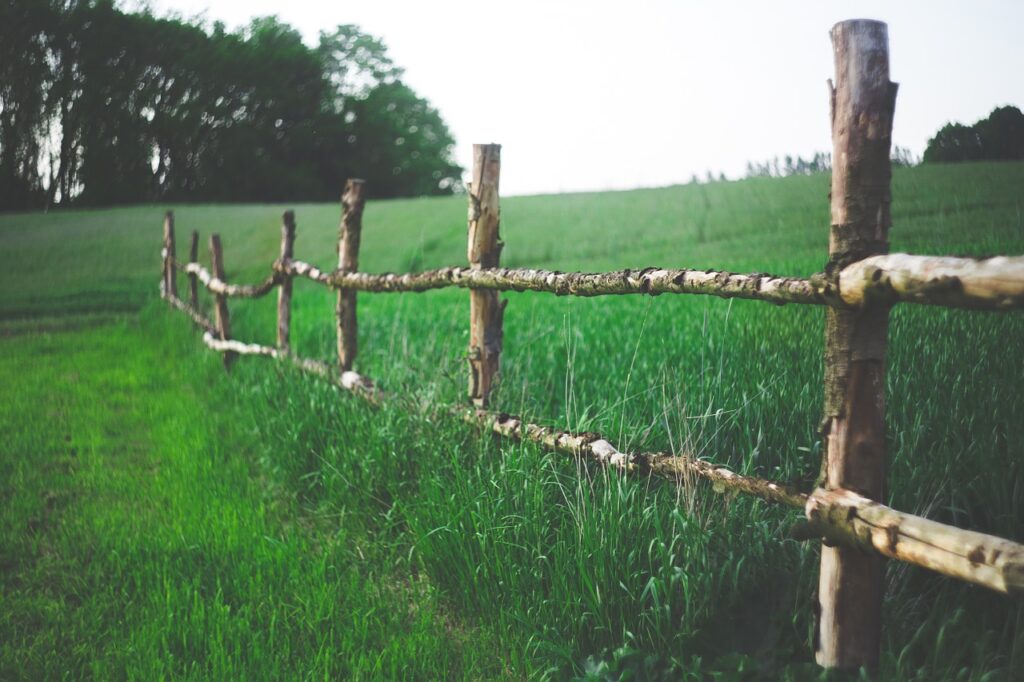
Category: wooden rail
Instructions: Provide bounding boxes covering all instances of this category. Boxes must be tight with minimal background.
[158,18,1024,673]
[164,292,1024,601]
[172,253,1024,311]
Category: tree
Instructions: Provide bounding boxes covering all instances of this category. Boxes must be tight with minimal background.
[0,6,463,209]
[923,106,1024,164]
[923,123,982,163]
[976,106,1024,161]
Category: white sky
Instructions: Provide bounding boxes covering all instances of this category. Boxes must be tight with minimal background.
[149,0,1024,196]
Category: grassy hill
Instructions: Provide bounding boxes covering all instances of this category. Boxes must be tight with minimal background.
[2,162,1022,679]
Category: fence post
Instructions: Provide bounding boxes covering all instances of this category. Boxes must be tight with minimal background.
[277,210,297,353]
[209,234,236,368]
[816,19,897,672]
[162,210,176,301]
[188,230,199,309]
[467,144,503,407]
[337,179,365,373]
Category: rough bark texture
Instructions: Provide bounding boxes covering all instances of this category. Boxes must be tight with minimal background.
[277,211,296,352]
[818,19,897,672]
[188,230,200,310]
[807,488,1024,595]
[337,180,365,372]
[463,408,809,508]
[162,211,176,301]
[839,253,1024,310]
[209,234,236,368]
[271,255,1024,310]
[467,144,503,407]
[199,332,379,400]
[283,261,821,302]
[167,292,217,335]
[181,261,278,298]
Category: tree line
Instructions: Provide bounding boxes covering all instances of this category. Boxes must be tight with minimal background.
[0,1,463,210]
[923,105,1024,164]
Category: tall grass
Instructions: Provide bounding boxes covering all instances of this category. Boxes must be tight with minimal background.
[1,162,1022,677]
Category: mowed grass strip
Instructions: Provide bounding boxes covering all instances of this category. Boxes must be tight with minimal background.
[0,312,506,680]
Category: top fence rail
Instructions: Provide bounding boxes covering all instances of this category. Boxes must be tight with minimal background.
[169,251,1024,311]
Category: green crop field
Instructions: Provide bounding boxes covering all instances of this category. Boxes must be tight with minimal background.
[2,162,1023,679]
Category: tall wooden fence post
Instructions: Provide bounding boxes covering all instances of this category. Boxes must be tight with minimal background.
[210,234,236,368]
[467,143,503,407]
[277,210,297,353]
[337,179,365,373]
[162,211,176,301]
[188,230,199,309]
[816,19,897,672]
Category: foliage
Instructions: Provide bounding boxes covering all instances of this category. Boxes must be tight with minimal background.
[0,1,461,210]
[923,105,1024,164]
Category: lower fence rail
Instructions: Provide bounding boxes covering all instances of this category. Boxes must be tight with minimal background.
[164,290,1024,596]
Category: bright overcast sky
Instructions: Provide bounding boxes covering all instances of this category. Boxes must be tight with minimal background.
[148,0,1023,196]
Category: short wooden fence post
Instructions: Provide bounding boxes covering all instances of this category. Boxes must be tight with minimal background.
[816,19,897,672]
[337,179,365,373]
[277,210,297,353]
[209,234,236,368]
[163,210,176,301]
[188,229,199,309]
[467,143,503,407]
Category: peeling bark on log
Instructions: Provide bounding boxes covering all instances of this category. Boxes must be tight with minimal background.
[277,211,296,352]
[199,332,379,400]
[209,234,235,368]
[276,260,824,304]
[337,180,365,372]
[461,408,809,509]
[188,230,200,310]
[180,261,278,298]
[162,211,176,303]
[270,256,1024,311]
[167,293,217,335]
[839,253,1024,310]
[467,144,503,407]
[806,488,1024,595]
[818,19,898,672]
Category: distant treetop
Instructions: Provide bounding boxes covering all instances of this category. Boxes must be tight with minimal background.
[923,106,1024,164]
[0,3,463,210]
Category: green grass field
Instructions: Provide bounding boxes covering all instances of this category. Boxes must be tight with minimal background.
[2,162,1023,679]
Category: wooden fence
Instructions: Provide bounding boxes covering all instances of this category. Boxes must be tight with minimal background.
[158,20,1024,673]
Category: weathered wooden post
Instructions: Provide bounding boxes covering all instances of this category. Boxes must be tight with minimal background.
[277,210,297,353]
[209,234,236,368]
[188,230,199,310]
[816,19,897,672]
[162,211,176,301]
[337,179,365,372]
[467,144,503,407]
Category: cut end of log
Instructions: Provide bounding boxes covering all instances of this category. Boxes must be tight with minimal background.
[806,487,1024,595]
